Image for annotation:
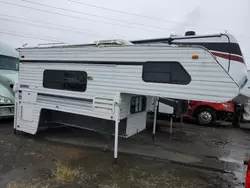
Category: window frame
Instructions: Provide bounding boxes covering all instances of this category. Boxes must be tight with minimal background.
[0,55,19,71]
[130,95,147,114]
[142,61,191,85]
[43,70,88,92]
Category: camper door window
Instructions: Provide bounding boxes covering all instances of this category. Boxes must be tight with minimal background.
[0,55,19,71]
[130,96,147,114]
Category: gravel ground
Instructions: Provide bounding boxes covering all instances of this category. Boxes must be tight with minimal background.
[0,119,246,188]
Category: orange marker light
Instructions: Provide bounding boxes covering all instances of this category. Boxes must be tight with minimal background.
[192,55,199,59]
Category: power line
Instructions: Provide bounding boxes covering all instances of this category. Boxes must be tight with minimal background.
[0,30,60,42]
[0,29,75,43]
[69,0,250,39]
[0,1,159,33]
[22,0,175,32]
[68,0,224,32]
[0,14,110,38]
[1,1,248,43]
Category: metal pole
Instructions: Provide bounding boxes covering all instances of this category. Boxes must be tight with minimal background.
[170,116,173,135]
[114,116,119,164]
[13,81,19,135]
[152,97,158,141]
[113,94,120,164]
[13,101,18,135]
[180,116,183,124]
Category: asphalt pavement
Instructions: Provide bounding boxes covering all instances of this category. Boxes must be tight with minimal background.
[0,119,249,187]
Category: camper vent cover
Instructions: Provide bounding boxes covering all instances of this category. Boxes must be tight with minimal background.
[94,39,133,46]
[93,97,114,113]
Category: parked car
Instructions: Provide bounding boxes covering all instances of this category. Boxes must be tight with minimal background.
[186,101,234,125]
[0,41,19,119]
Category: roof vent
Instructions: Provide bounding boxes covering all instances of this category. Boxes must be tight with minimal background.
[185,31,196,36]
[94,39,133,46]
[37,42,65,47]
[170,34,181,37]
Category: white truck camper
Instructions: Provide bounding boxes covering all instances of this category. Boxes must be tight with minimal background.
[14,33,247,162]
[132,32,248,117]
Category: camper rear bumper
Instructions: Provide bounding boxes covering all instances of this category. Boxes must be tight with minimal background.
[0,105,14,118]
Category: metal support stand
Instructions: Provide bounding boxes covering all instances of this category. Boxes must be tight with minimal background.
[113,118,119,164]
[113,94,120,165]
[232,103,241,128]
[13,103,18,135]
[169,116,173,135]
[180,116,183,124]
[152,97,158,141]
[13,82,19,135]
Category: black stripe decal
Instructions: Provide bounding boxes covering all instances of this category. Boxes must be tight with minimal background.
[38,93,93,103]
[20,60,144,65]
[132,37,242,57]
[172,42,242,56]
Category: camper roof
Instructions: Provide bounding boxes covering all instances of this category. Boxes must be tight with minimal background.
[18,33,237,50]
[18,39,133,50]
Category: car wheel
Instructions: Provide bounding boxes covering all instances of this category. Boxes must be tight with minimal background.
[196,108,216,125]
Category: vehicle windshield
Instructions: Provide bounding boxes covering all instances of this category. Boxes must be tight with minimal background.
[0,55,19,71]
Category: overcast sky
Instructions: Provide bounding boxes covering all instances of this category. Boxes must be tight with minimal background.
[0,0,249,66]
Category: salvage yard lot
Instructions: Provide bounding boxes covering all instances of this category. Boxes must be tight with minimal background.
[0,119,249,188]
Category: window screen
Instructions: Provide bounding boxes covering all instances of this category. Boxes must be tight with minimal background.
[130,96,147,114]
[142,62,191,85]
[43,70,87,92]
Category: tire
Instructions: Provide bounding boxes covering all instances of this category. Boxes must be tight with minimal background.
[195,107,216,126]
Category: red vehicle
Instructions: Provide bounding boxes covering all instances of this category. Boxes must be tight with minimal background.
[246,160,250,188]
[187,101,235,125]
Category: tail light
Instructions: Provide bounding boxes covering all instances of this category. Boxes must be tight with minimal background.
[246,162,250,188]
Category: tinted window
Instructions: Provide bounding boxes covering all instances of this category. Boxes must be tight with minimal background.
[130,96,147,114]
[142,62,191,85]
[43,70,87,92]
[0,55,19,71]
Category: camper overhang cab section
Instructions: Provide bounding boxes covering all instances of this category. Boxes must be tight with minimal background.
[14,34,247,161]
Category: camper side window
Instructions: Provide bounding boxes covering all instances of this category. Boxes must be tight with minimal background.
[130,96,147,114]
[142,62,191,85]
[43,70,87,92]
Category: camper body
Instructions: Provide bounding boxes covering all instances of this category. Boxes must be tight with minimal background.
[14,34,247,138]
[14,34,247,161]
